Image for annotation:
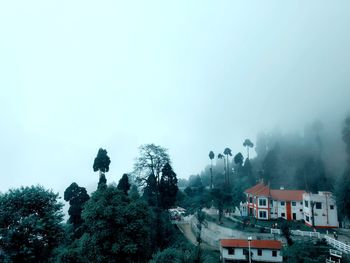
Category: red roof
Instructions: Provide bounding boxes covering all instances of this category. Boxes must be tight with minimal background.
[245,183,270,196]
[245,183,305,201]
[220,239,282,250]
[270,189,305,201]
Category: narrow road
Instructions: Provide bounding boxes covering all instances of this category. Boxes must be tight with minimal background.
[177,223,218,251]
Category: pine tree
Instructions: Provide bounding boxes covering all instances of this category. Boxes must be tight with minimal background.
[159,163,178,209]
[117,174,131,194]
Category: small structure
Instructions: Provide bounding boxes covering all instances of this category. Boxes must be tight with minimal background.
[242,183,339,228]
[220,238,283,263]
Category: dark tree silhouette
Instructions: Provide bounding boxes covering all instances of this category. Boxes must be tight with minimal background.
[224,148,232,185]
[159,163,178,209]
[117,174,131,195]
[234,152,244,166]
[64,182,90,230]
[93,148,111,190]
[209,151,215,190]
[243,139,254,159]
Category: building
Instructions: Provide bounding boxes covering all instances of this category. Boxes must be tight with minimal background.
[303,192,338,228]
[220,239,283,263]
[241,183,339,228]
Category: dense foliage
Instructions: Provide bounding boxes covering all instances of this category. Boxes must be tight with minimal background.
[0,186,64,262]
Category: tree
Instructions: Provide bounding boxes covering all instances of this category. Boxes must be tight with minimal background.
[281,221,293,246]
[117,174,131,195]
[79,185,152,262]
[0,186,64,262]
[64,183,90,232]
[234,152,244,167]
[159,163,178,209]
[134,144,170,186]
[243,139,254,159]
[143,173,158,207]
[208,151,215,190]
[223,148,232,185]
[93,148,111,190]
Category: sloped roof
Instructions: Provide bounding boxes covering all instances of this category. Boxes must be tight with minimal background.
[245,183,270,196]
[245,183,305,201]
[270,189,305,201]
[220,239,282,250]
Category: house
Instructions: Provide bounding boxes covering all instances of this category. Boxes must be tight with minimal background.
[303,192,338,228]
[242,183,339,228]
[220,238,283,263]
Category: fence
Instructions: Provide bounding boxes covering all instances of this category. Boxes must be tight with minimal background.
[324,236,350,254]
[270,228,350,254]
[290,229,321,239]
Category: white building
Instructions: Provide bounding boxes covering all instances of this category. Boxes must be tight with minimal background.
[303,192,339,228]
[220,239,283,263]
[242,183,339,228]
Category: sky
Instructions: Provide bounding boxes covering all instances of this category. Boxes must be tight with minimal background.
[1,1,350,196]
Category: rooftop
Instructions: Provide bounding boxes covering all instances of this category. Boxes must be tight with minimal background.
[220,239,282,250]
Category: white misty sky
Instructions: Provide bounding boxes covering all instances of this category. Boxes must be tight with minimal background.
[0,1,350,196]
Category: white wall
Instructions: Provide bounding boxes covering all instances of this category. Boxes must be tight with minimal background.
[303,192,339,227]
[221,247,283,262]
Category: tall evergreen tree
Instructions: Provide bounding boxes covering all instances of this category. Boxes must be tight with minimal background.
[64,182,90,231]
[117,174,131,195]
[93,148,111,190]
[159,163,178,209]
[143,173,158,207]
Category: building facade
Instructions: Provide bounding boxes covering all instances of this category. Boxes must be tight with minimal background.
[220,239,283,263]
[242,183,339,228]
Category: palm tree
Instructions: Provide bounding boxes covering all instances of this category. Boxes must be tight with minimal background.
[223,148,232,185]
[217,153,226,184]
[209,151,215,190]
[243,139,254,159]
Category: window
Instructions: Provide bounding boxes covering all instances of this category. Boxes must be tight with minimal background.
[305,200,309,207]
[280,201,285,206]
[270,199,273,206]
[249,208,253,215]
[272,251,277,257]
[315,202,322,209]
[259,198,267,206]
[257,249,262,256]
[281,213,285,217]
[330,205,334,210]
[259,211,267,218]
[228,248,235,255]
[249,197,253,203]
[306,215,310,222]
[293,213,296,220]
[292,201,296,206]
[300,202,303,205]
[299,209,303,212]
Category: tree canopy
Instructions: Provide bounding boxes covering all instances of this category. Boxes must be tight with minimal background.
[0,186,64,262]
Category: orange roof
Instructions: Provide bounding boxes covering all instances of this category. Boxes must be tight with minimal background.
[245,183,270,196]
[270,190,305,201]
[220,239,282,250]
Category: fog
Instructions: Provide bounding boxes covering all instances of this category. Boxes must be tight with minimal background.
[0,1,350,196]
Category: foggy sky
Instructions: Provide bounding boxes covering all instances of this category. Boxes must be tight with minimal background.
[1,1,350,196]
